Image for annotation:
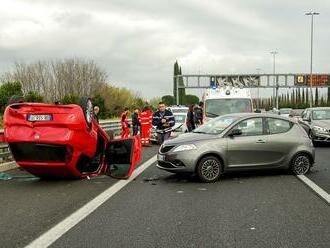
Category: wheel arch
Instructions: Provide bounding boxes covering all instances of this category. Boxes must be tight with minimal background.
[290,151,314,167]
[195,152,225,173]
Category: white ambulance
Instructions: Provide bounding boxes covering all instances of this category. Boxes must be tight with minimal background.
[202,86,254,122]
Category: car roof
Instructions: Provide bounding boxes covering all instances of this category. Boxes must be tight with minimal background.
[220,112,295,122]
[307,107,330,111]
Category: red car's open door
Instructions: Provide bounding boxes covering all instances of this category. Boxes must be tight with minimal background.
[106,136,141,179]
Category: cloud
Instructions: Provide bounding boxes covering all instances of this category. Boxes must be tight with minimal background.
[0,0,329,99]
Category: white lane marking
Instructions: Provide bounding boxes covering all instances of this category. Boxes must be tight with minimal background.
[25,155,157,248]
[296,175,330,205]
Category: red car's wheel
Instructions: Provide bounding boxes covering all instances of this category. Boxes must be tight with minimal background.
[79,97,93,129]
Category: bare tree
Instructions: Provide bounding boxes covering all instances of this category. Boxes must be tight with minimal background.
[2,58,107,102]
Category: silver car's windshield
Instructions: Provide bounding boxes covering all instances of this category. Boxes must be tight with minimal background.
[205,99,252,117]
[193,116,239,135]
[174,115,185,123]
[171,108,188,113]
[312,110,330,120]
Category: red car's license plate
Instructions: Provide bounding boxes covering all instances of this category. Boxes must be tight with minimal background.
[27,114,53,122]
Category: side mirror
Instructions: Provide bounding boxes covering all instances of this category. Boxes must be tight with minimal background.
[228,129,242,137]
[303,117,311,122]
[254,109,261,113]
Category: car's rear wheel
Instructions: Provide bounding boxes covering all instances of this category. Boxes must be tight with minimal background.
[7,95,25,105]
[291,153,311,175]
[196,156,222,183]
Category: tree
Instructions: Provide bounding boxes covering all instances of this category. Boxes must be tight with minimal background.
[61,94,80,104]
[302,88,305,104]
[173,61,179,103]
[0,81,23,111]
[315,87,319,106]
[92,94,107,119]
[162,95,175,106]
[2,58,107,103]
[183,94,199,105]
[173,61,186,105]
[24,91,44,102]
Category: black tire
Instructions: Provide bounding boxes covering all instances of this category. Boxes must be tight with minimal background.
[308,130,317,146]
[7,95,25,105]
[291,153,311,175]
[196,156,222,183]
[79,97,93,129]
[308,130,314,140]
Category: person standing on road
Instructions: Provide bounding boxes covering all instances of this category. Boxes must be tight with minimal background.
[186,104,196,132]
[93,106,100,124]
[132,108,140,136]
[152,102,175,144]
[120,108,130,138]
[139,106,153,146]
[194,101,204,127]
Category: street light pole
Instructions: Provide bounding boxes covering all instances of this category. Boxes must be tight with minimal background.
[270,51,278,109]
[305,11,319,108]
[256,68,261,109]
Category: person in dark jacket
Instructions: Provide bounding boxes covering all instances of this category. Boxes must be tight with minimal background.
[152,102,175,144]
[132,108,140,136]
[186,104,196,132]
[194,101,204,127]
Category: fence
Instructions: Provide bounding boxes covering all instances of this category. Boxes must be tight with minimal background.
[0,120,127,163]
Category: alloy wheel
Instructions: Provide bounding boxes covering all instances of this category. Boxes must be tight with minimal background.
[199,158,220,182]
[292,155,310,175]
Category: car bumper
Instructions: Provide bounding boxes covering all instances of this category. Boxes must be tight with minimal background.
[156,151,198,173]
[312,132,330,142]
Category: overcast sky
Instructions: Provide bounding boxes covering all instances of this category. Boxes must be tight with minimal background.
[0,0,329,99]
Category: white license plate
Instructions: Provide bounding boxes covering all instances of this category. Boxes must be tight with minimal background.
[27,114,53,122]
[157,154,165,161]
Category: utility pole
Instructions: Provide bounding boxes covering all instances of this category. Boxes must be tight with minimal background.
[256,68,261,109]
[305,11,320,108]
[270,51,278,109]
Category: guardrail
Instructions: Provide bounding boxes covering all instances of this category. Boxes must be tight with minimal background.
[0,120,128,163]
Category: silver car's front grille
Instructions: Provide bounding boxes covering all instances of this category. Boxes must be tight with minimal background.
[160,145,175,153]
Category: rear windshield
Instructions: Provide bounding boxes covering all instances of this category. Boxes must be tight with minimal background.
[205,99,252,117]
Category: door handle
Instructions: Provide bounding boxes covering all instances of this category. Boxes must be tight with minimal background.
[256,139,266,144]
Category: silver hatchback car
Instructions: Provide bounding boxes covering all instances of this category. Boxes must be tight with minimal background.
[157,113,315,182]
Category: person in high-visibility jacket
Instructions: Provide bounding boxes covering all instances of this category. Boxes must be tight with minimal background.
[120,108,130,138]
[139,106,153,146]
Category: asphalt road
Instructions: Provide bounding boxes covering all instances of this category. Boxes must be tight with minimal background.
[0,145,329,248]
[0,146,158,248]
[307,143,330,193]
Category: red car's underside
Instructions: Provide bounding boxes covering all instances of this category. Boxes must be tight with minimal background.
[4,103,109,178]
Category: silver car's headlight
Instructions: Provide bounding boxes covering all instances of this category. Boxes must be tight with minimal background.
[313,126,328,134]
[172,144,197,152]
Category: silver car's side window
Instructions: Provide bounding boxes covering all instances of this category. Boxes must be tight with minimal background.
[234,118,263,136]
[267,118,292,134]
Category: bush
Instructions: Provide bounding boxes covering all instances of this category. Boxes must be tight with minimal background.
[61,94,80,104]
[0,81,23,112]
[25,91,44,102]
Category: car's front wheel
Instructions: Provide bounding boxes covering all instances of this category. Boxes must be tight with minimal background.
[291,153,311,175]
[196,156,222,183]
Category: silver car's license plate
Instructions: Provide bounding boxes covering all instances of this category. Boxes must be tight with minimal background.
[27,114,53,122]
[158,154,165,161]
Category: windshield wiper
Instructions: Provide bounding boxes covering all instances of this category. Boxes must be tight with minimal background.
[206,112,219,117]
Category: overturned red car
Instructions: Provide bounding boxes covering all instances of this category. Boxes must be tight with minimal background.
[3,97,141,179]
